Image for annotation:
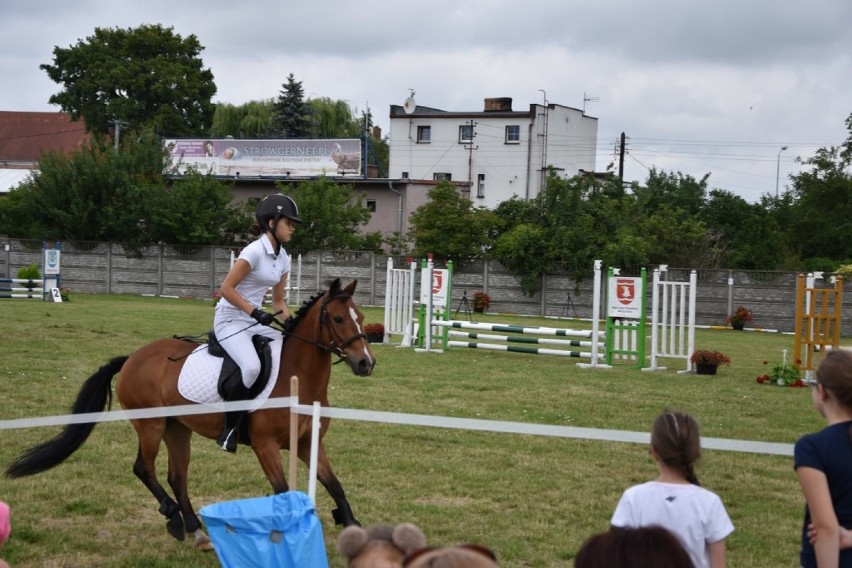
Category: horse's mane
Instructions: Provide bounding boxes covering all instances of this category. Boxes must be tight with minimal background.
[285,279,350,333]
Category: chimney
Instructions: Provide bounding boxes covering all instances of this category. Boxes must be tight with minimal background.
[484,97,513,112]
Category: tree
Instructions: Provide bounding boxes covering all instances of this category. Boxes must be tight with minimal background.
[407,182,500,265]
[268,74,313,139]
[40,24,216,136]
[308,97,361,138]
[0,129,250,248]
[701,190,784,269]
[280,177,381,252]
[787,141,852,261]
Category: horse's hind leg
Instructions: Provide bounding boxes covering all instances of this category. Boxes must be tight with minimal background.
[130,418,186,541]
[301,442,360,526]
[163,420,213,551]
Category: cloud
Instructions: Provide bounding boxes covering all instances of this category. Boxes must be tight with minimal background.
[0,0,849,202]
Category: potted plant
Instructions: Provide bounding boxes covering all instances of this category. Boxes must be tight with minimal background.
[726,306,752,330]
[364,322,385,343]
[690,349,731,375]
[756,350,804,387]
[472,291,491,313]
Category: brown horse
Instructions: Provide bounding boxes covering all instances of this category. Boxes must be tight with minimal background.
[6,278,374,549]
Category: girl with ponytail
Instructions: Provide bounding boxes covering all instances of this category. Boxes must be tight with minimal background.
[611,410,734,568]
[795,349,852,567]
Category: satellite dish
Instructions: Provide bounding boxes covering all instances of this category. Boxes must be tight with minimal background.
[403,89,416,115]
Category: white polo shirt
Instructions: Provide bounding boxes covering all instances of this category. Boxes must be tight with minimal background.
[219,235,291,310]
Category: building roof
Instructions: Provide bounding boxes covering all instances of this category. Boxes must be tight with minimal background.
[0,111,89,165]
[0,169,35,195]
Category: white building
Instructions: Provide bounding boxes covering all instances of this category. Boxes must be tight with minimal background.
[388,97,598,209]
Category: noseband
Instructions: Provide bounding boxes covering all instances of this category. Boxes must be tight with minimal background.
[318,294,367,356]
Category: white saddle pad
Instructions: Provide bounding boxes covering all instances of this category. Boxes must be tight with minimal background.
[177,337,283,410]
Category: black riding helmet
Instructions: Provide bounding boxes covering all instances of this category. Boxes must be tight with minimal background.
[256,194,302,227]
[255,194,301,255]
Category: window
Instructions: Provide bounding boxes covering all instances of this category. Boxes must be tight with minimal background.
[505,125,520,144]
[417,125,431,143]
[401,171,409,179]
[459,124,474,143]
[366,200,376,213]
[477,174,485,198]
[433,173,452,181]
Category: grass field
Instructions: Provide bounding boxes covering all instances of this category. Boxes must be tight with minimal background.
[0,292,838,567]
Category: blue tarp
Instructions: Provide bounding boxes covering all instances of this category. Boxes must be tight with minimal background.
[200,491,328,568]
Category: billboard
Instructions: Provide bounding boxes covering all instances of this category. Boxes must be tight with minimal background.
[163,138,362,177]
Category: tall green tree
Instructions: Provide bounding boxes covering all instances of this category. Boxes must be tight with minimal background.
[701,190,784,269]
[407,182,499,266]
[308,97,361,138]
[280,177,381,251]
[41,24,216,136]
[209,100,275,138]
[269,74,313,138]
[787,119,852,262]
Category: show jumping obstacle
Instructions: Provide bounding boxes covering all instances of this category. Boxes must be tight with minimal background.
[643,265,696,373]
[793,272,844,380]
[1,242,62,301]
[436,320,604,359]
[0,279,44,299]
[383,257,417,346]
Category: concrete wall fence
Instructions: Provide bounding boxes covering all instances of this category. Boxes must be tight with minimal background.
[2,239,849,336]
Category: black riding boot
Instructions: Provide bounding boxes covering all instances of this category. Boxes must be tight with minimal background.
[217,411,243,453]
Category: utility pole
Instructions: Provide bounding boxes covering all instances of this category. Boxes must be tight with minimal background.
[618,132,626,182]
[465,120,477,197]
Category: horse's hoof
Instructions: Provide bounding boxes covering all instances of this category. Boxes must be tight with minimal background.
[193,531,214,552]
[332,508,360,527]
[197,541,215,552]
[166,516,186,541]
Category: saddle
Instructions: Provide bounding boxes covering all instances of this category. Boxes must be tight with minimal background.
[207,331,273,401]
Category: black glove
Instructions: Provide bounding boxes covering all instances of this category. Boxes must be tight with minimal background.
[251,308,275,326]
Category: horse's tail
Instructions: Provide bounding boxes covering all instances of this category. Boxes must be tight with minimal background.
[5,355,129,478]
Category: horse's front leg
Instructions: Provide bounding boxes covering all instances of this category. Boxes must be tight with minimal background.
[253,438,290,493]
[300,442,360,526]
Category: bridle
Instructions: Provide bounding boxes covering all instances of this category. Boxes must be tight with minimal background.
[279,293,367,362]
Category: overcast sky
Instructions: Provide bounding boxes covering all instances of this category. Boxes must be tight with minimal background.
[2,0,850,202]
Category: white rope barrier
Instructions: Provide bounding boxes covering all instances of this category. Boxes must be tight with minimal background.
[0,397,794,457]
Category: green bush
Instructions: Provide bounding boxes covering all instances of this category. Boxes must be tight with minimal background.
[800,257,836,272]
[16,263,40,288]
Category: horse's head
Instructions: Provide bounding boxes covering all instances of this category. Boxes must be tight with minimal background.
[314,278,375,376]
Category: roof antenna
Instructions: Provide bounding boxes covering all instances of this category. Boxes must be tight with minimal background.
[403,89,417,115]
[583,92,600,114]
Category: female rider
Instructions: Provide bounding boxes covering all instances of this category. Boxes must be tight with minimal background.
[213,194,300,452]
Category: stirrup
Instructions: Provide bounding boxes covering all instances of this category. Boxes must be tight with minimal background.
[218,429,237,453]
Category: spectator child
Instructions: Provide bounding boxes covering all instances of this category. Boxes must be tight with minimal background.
[575,525,693,568]
[795,349,852,567]
[611,410,733,568]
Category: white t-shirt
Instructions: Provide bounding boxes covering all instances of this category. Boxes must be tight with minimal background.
[218,235,291,310]
[611,481,734,568]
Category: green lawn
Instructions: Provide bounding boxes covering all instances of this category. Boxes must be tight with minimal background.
[0,292,837,567]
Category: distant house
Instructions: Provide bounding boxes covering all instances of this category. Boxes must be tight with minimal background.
[0,111,89,195]
[388,97,598,209]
